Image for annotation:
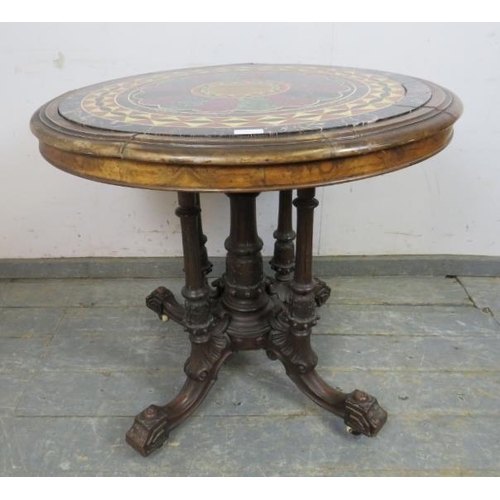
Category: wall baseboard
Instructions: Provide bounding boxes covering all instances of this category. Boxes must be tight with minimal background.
[0,255,499,279]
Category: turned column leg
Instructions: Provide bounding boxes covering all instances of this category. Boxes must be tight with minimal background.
[270,190,295,282]
[194,193,213,278]
[268,188,320,374]
[126,192,231,457]
[145,192,212,323]
[267,188,387,437]
[214,192,273,349]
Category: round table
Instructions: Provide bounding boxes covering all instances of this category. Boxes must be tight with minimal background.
[30,63,462,457]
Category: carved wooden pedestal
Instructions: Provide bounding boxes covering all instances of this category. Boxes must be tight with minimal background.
[31,63,462,459]
[126,190,388,457]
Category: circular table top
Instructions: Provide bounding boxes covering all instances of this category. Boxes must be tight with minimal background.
[31,63,462,192]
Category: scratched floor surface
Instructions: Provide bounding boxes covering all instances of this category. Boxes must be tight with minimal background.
[1,276,499,476]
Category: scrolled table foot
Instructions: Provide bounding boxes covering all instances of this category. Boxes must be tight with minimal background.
[126,405,171,457]
[146,286,185,325]
[314,278,331,307]
[126,318,232,457]
[266,333,388,438]
[344,389,388,437]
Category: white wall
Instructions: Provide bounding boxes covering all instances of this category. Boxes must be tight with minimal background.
[1,23,499,258]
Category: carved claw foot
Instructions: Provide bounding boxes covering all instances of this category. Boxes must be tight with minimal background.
[146,286,185,324]
[344,389,388,437]
[146,286,167,319]
[126,405,171,457]
[126,317,232,456]
[266,276,330,309]
[314,278,331,307]
[265,327,388,439]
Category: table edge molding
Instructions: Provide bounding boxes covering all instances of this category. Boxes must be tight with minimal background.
[37,126,454,192]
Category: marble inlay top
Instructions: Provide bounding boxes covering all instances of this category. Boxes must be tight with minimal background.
[58,64,433,137]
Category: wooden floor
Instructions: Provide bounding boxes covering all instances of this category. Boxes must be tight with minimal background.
[1,275,499,476]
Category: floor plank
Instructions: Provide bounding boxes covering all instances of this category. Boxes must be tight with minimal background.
[459,277,500,320]
[2,414,499,476]
[323,276,470,306]
[1,275,500,476]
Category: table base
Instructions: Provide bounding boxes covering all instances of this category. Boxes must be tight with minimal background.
[125,190,387,457]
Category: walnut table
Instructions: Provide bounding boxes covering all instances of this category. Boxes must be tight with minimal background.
[30,64,462,456]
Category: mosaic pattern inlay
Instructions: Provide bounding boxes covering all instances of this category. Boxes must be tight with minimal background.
[58,64,433,136]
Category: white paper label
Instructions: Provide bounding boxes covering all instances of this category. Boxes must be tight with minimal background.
[233,128,265,135]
